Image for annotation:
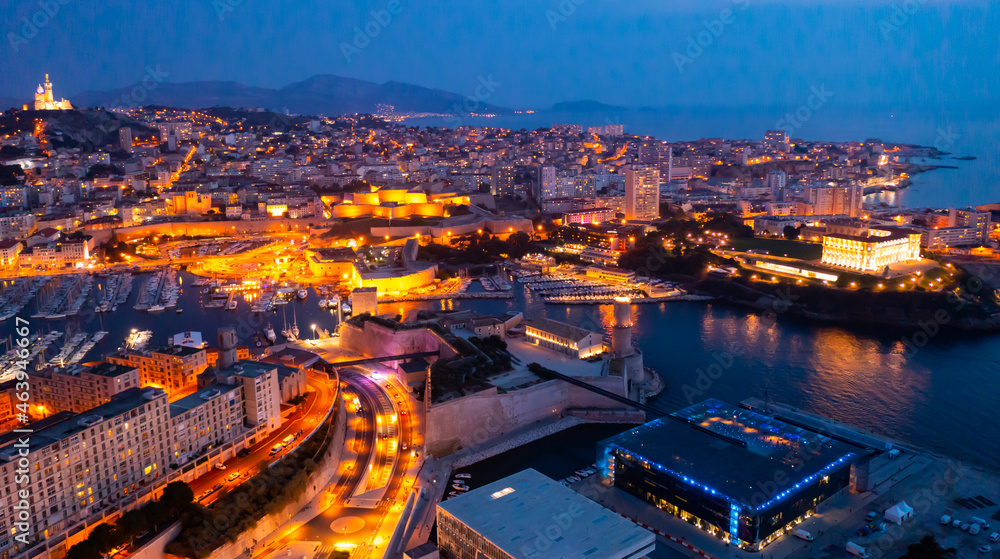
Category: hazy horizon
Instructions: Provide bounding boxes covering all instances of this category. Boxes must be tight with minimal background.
[3,0,995,111]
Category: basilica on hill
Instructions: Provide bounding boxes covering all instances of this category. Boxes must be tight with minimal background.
[34,74,73,110]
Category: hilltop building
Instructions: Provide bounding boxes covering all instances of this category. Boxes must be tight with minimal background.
[33,74,73,110]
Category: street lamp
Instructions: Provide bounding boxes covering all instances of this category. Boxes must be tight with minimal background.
[311,324,316,339]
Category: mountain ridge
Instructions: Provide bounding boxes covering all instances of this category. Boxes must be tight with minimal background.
[67,75,513,117]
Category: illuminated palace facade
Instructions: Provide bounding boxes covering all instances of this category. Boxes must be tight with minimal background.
[34,74,73,110]
[599,399,863,551]
[820,226,921,272]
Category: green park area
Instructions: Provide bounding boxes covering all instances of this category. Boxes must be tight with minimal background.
[728,237,824,261]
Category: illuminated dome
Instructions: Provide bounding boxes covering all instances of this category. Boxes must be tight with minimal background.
[36,85,44,94]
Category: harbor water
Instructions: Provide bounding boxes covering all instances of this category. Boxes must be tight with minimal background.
[2,272,998,470]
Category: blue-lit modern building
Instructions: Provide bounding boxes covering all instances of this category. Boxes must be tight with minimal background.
[599,399,865,551]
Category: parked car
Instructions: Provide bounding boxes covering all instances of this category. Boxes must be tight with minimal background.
[972,517,991,529]
[214,463,226,470]
[237,448,252,458]
[978,545,992,554]
[971,524,981,536]
[227,472,240,482]
[989,532,1000,543]
[213,483,222,491]
[962,523,972,532]
[865,512,878,522]
[940,515,952,525]
[954,519,964,528]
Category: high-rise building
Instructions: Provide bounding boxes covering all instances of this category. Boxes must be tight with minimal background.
[949,207,992,243]
[638,141,672,183]
[764,129,790,150]
[119,127,133,152]
[538,165,557,201]
[602,123,624,136]
[624,164,660,221]
[800,182,863,217]
[491,164,516,197]
[766,170,787,201]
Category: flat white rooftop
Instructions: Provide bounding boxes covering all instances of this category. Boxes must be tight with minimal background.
[437,468,654,559]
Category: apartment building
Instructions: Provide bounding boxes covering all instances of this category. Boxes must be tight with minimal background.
[169,384,245,465]
[109,346,208,396]
[34,362,141,413]
[0,388,171,556]
[213,361,283,435]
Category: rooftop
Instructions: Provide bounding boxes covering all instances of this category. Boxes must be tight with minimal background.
[602,398,863,511]
[438,468,653,559]
[221,360,276,379]
[169,383,240,417]
[0,388,166,460]
[522,316,597,343]
[86,361,137,378]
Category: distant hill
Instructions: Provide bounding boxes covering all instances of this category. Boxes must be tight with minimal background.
[0,109,157,150]
[69,75,512,117]
[551,100,626,112]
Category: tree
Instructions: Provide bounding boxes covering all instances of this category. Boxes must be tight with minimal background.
[66,541,101,559]
[899,535,956,559]
[87,523,121,553]
[783,225,800,241]
[161,481,195,511]
[116,509,150,538]
[0,164,25,186]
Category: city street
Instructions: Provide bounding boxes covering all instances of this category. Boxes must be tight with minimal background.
[253,366,419,558]
[188,370,338,506]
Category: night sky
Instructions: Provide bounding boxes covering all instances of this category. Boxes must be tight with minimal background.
[2,0,995,110]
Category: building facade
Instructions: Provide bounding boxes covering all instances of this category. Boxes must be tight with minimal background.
[625,164,660,221]
[820,227,921,272]
[599,399,862,552]
[109,346,208,396]
[0,388,171,556]
[523,317,604,359]
[34,362,141,414]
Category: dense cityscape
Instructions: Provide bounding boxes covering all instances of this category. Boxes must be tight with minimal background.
[2,3,999,559]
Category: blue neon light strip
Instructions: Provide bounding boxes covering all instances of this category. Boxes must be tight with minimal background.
[605,443,856,513]
[730,502,740,542]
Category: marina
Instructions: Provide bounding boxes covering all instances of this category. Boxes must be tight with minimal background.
[0,276,49,321]
[31,274,94,319]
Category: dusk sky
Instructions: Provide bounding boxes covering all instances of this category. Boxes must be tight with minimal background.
[2,0,995,110]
